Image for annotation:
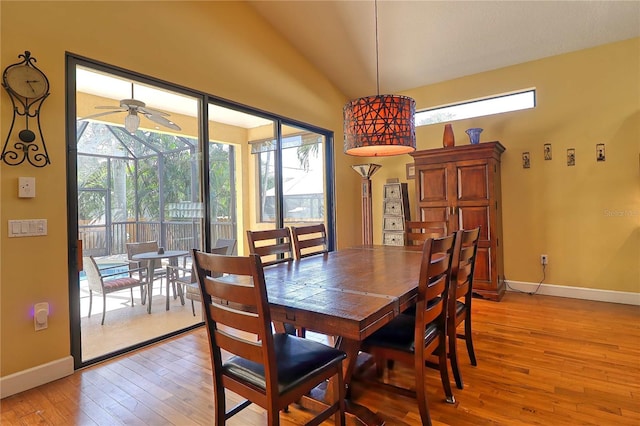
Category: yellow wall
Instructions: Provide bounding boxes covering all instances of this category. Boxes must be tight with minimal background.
[370,38,640,294]
[0,0,361,377]
[1,0,638,383]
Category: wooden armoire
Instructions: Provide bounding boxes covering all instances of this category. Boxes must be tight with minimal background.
[410,141,506,300]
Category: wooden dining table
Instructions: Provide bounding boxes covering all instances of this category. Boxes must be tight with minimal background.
[261,245,424,425]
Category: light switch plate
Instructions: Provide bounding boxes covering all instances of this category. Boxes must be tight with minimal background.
[18,177,36,198]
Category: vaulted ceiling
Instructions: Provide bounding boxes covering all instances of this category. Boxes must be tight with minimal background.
[248,1,640,100]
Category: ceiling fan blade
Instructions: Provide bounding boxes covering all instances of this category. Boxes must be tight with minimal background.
[79,110,126,120]
[95,105,126,110]
[138,106,169,116]
[143,113,182,131]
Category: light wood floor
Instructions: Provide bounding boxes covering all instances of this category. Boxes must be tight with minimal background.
[2,292,639,425]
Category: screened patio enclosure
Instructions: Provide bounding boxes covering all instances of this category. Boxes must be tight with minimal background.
[77,121,236,257]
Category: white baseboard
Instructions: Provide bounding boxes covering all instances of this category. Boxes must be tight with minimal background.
[0,356,74,399]
[505,280,640,306]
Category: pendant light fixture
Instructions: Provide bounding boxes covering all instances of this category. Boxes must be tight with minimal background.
[343,0,416,157]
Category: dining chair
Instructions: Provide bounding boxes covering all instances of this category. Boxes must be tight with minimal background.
[448,227,481,390]
[84,256,147,325]
[405,220,448,247]
[290,224,328,259]
[246,228,295,266]
[167,245,229,316]
[126,241,168,296]
[246,228,301,336]
[192,249,347,425]
[360,234,457,426]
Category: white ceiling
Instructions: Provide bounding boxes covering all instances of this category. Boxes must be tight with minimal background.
[248,0,640,100]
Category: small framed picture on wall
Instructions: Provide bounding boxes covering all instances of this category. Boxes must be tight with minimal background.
[406,163,415,179]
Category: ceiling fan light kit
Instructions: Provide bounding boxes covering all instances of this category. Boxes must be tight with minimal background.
[343,0,416,157]
[124,111,140,133]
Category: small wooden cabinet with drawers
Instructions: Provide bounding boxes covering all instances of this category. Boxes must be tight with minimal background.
[382,182,410,246]
[410,142,506,300]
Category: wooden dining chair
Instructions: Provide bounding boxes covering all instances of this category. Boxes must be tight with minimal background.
[290,224,328,259]
[84,256,147,325]
[405,220,448,247]
[448,227,481,390]
[360,234,457,426]
[247,228,301,336]
[192,249,347,425]
[246,228,295,266]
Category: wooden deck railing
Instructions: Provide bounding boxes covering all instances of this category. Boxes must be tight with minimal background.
[79,220,235,256]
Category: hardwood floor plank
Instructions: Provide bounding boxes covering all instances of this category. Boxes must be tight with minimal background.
[2,293,639,425]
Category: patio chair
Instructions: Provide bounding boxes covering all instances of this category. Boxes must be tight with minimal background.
[84,256,147,325]
[167,244,229,316]
[126,241,168,297]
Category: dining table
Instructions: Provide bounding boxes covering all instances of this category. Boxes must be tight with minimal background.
[261,245,424,426]
[131,249,189,313]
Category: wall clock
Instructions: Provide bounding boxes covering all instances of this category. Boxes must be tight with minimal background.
[1,51,51,167]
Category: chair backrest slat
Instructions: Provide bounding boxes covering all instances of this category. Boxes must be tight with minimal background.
[246,228,294,266]
[291,224,328,259]
[406,221,448,247]
[213,328,264,364]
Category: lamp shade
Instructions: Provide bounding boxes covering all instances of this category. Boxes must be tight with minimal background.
[344,94,416,157]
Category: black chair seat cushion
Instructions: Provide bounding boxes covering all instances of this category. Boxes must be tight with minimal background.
[362,313,439,353]
[224,333,346,394]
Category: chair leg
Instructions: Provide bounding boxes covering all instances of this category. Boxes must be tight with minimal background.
[101,294,107,325]
[438,337,455,404]
[333,365,346,425]
[214,387,226,425]
[449,325,463,390]
[415,358,433,426]
[130,288,135,307]
[191,299,196,316]
[267,410,280,426]
[88,290,93,318]
[464,315,477,366]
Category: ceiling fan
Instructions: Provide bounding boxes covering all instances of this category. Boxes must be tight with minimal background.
[80,83,181,133]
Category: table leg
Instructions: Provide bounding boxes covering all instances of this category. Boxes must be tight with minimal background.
[146,263,153,314]
[299,337,383,426]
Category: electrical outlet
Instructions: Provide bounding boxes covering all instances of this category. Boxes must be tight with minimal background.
[540,254,548,265]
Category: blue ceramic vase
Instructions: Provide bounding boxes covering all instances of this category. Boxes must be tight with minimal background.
[465,128,483,144]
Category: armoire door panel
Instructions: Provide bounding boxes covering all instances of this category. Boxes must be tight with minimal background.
[419,207,448,223]
[456,163,489,201]
[459,206,490,241]
[418,166,449,203]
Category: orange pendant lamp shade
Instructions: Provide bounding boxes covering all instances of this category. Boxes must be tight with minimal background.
[343,94,416,157]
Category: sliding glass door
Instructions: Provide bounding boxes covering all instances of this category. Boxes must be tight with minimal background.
[70,60,206,365]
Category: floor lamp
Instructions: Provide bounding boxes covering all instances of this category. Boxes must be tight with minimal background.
[352,164,381,245]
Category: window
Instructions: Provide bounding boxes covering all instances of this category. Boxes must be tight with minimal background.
[415,89,536,126]
[252,127,327,224]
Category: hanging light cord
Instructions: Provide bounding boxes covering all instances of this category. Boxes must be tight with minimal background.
[374,0,380,95]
